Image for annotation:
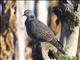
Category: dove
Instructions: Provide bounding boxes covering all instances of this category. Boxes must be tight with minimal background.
[24,10,66,54]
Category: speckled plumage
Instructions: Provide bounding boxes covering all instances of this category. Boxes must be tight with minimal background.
[24,10,65,54]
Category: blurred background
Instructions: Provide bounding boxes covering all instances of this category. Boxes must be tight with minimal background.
[0,0,80,60]
[0,0,16,60]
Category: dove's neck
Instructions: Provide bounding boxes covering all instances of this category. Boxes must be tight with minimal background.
[27,15,35,21]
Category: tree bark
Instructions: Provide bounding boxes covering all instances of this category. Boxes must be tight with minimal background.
[60,1,80,57]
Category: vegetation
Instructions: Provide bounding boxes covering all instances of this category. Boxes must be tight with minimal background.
[49,44,80,60]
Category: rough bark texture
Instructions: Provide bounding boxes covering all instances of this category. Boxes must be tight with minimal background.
[0,1,16,60]
[60,0,80,57]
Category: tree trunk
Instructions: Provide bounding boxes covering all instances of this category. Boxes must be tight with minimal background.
[16,1,27,60]
[60,1,80,57]
[60,25,79,57]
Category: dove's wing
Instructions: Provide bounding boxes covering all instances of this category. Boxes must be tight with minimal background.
[30,20,55,42]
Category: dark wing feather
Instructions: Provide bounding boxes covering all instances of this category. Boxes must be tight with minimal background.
[30,20,55,42]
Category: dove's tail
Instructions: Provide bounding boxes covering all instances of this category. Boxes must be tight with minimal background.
[50,39,66,54]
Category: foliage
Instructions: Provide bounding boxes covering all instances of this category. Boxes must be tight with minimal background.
[56,50,80,60]
[49,44,80,60]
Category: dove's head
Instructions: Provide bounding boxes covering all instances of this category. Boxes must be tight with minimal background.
[23,10,34,17]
